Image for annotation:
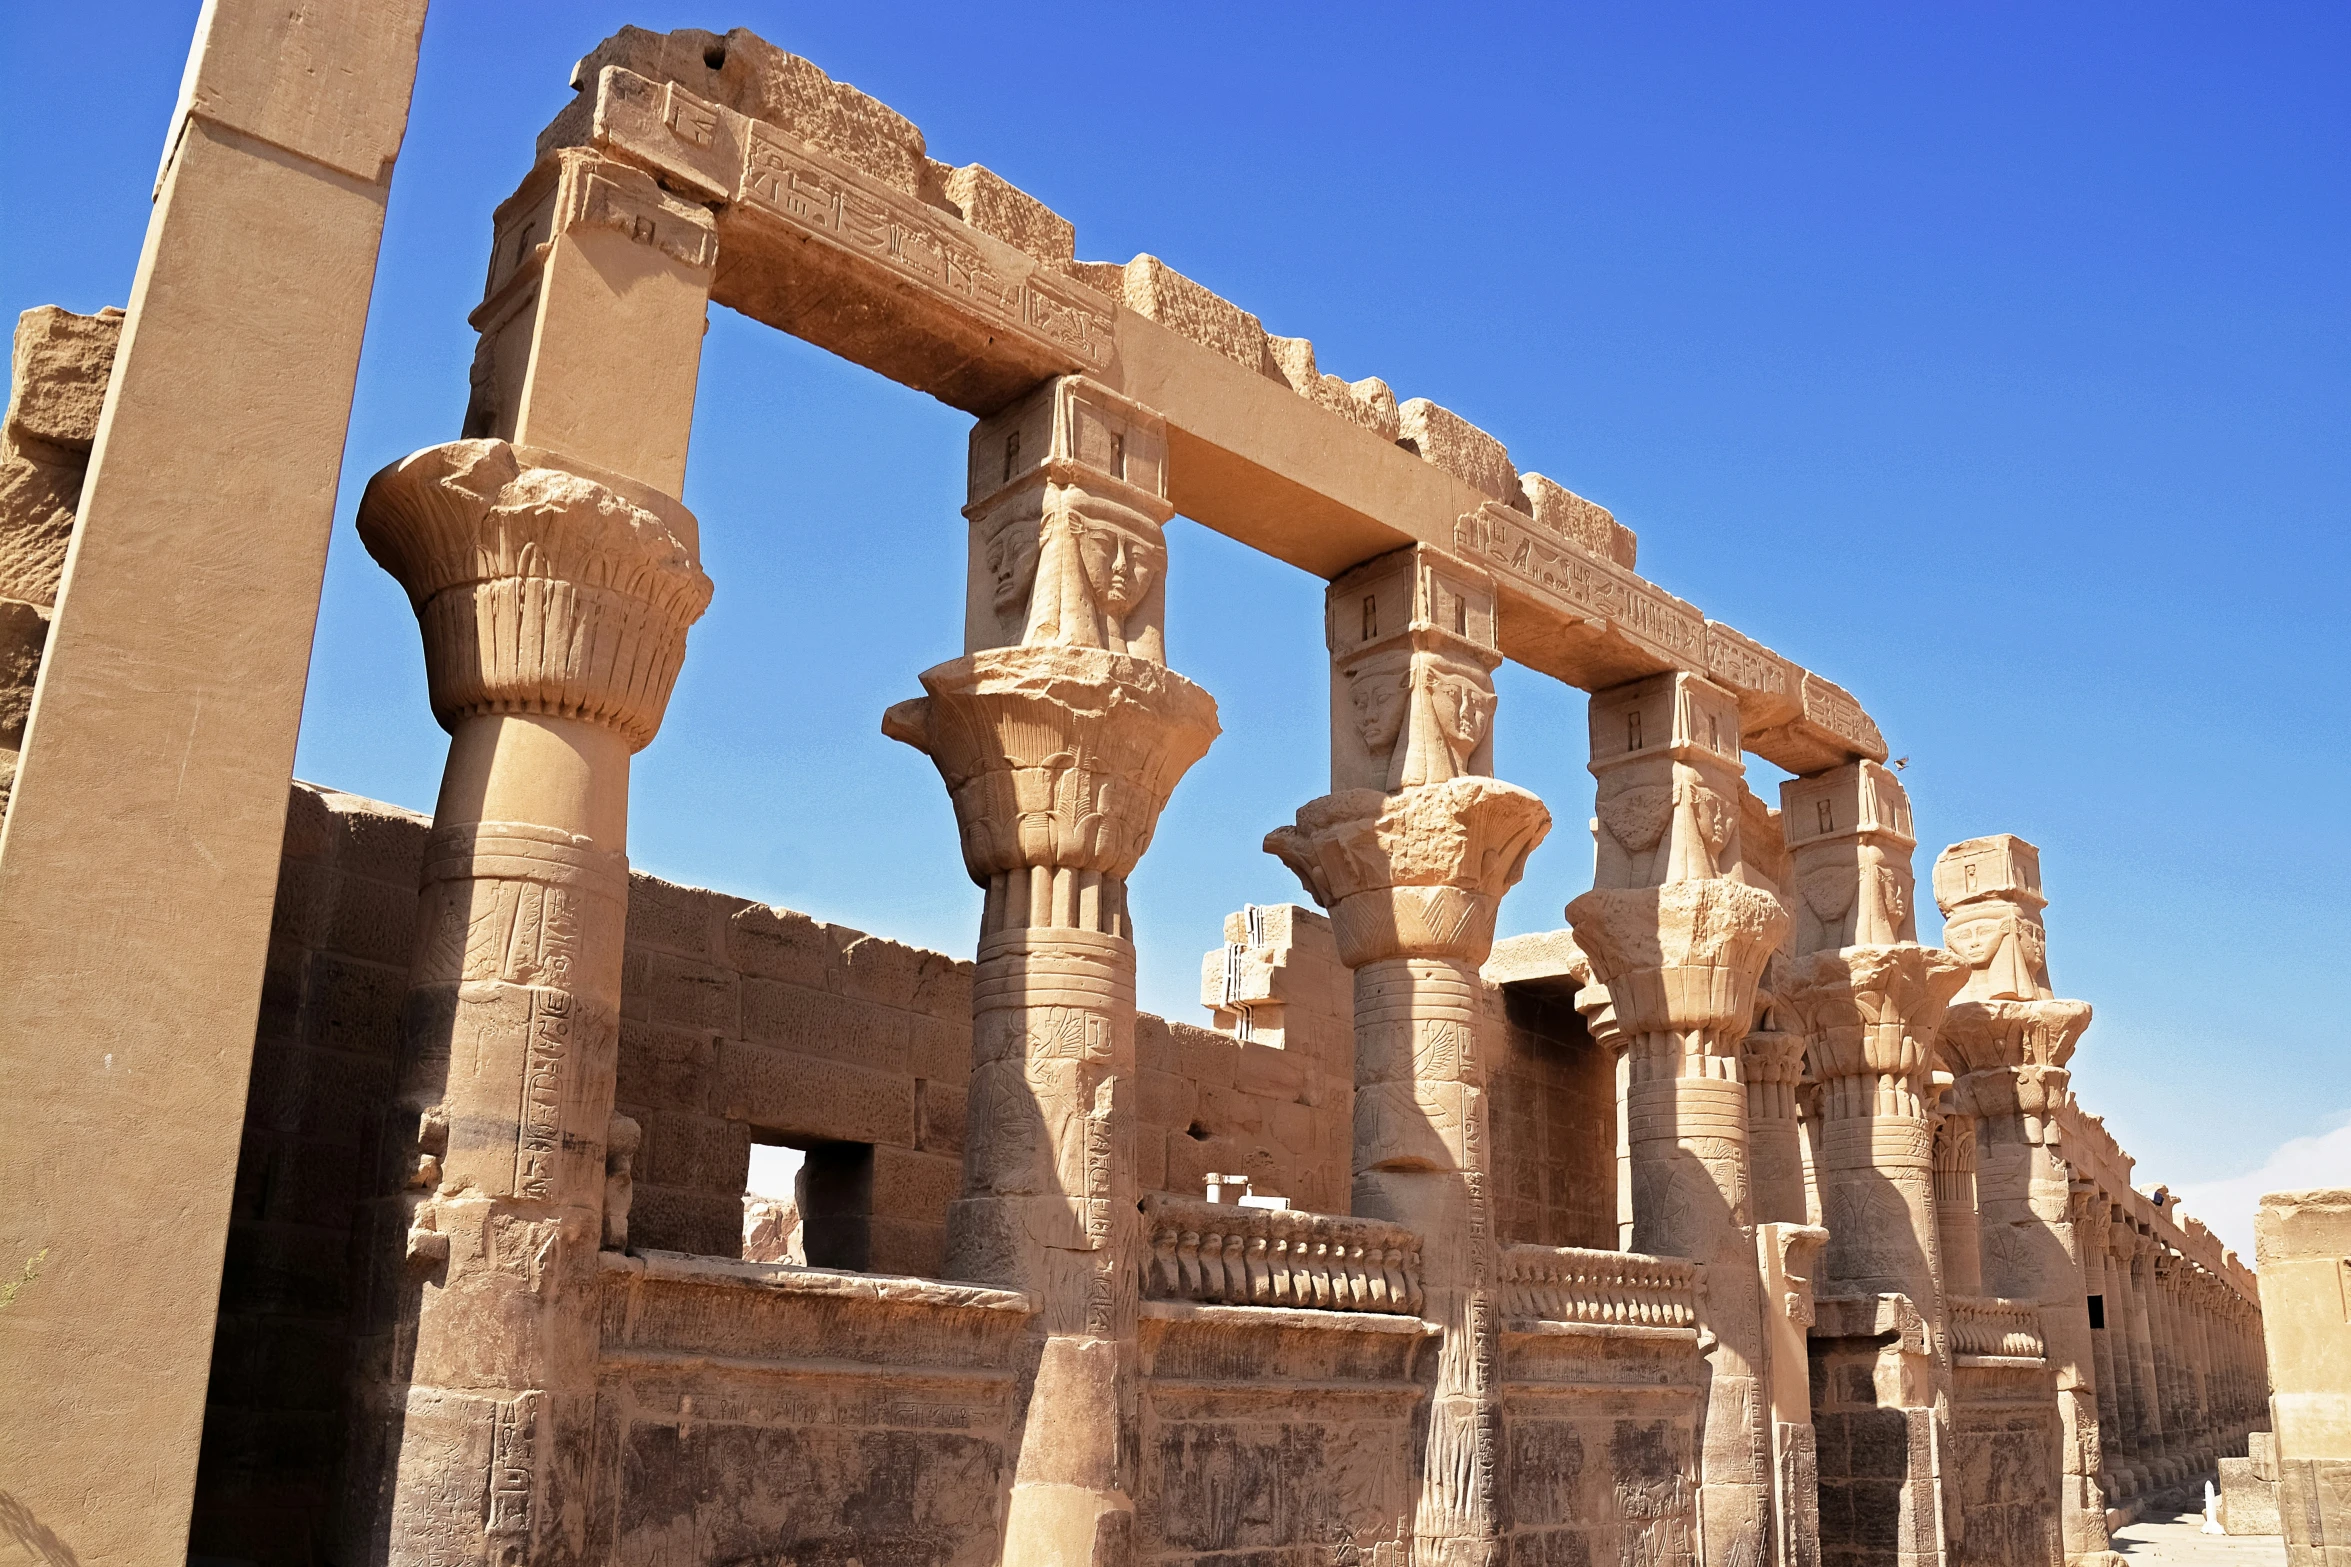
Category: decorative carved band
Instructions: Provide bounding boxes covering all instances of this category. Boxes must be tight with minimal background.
[1139,1195,1423,1316]
[413,822,630,994]
[357,440,713,750]
[1949,1295,2047,1360]
[1496,1244,1698,1329]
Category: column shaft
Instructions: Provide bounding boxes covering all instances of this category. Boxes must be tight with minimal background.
[0,6,425,1558]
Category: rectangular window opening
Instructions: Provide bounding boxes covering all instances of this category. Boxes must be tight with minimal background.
[744,1135,876,1272]
[2087,1293,2105,1330]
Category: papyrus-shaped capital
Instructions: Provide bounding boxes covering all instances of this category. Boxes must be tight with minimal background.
[885,643,1217,936]
[1563,877,1790,1049]
[356,439,713,750]
[1264,776,1550,967]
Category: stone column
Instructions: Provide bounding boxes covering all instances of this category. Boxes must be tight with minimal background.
[2122,1230,2173,1491]
[1931,1099,1983,1299]
[2151,1249,2196,1481]
[2104,1215,2152,1497]
[890,377,1217,1567]
[2184,1266,2219,1467]
[1566,671,1791,1566]
[1933,833,2111,1559]
[343,441,712,1563]
[0,7,427,1560]
[1270,542,1549,1567]
[1749,1025,1813,1228]
[1780,761,1968,1566]
[2074,1185,2125,1504]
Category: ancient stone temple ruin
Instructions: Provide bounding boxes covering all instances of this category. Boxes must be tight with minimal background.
[0,7,2286,1567]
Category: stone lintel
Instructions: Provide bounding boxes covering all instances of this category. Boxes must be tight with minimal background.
[543,56,1890,774]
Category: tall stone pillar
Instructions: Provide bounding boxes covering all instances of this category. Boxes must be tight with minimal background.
[2073,1185,2125,1503]
[1934,833,2112,1558]
[1565,671,1791,1566]
[1269,542,1549,1567]
[342,134,719,1563]
[1932,1099,1984,1299]
[2104,1214,2153,1497]
[2123,1230,2174,1490]
[2150,1249,2195,1480]
[890,377,1217,1566]
[344,442,712,1563]
[1779,761,1968,1566]
[0,7,427,1559]
[1741,788,1810,1230]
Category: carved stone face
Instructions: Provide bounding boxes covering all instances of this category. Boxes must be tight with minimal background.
[1424,669,1494,762]
[1348,657,1411,758]
[1070,502,1163,620]
[983,514,1041,618]
[1942,911,2007,967]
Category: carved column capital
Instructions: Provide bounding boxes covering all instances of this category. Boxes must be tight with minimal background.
[357,439,713,750]
[1563,878,1790,1054]
[1740,1027,1809,1086]
[1265,775,1549,968]
[1782,943,1970,1108]
[885,643,1218,938]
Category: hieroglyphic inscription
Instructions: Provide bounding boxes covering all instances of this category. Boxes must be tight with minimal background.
[1800,672,1883,754]
[738,123,1112,372]
[1452,505,1704,664]
[486,1391,540,1549]
[514,991,573,1200]
[1705,625,1798,710]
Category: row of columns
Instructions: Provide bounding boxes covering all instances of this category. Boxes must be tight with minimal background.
[1924,835,2267,1537]
[335,140,2264,1567]
[2071,1192,2268,1505]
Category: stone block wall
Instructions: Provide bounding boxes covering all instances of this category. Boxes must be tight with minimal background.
[191,787,1369,1564]
[1489,982,1617,1252]
[190,784,425,1567]
[613,875,974,1276]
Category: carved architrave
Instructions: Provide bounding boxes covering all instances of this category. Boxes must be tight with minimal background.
[356,439,713,750]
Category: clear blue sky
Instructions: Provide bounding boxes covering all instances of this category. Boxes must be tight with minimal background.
[4,3,2344,1252]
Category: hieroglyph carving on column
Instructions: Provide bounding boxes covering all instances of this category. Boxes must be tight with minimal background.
[1567,670,1794,1567]
[887,375,1216,1567]
[1267,543,1549,1567]
[347,439,711,1566]
[1760,1222,1832,1567]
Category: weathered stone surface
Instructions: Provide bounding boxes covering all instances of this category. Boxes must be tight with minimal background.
[5,16,2269,1567]
[1397,396,1519,504]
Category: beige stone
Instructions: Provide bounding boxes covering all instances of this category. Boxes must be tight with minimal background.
[0,306,123,811]
[5,17,2276,1567]
[2257,1188,2351,1559]
[1398,396,1520,504]
[0,5,424,1563]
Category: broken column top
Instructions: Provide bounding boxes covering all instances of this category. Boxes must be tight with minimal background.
[541,24,1894,776]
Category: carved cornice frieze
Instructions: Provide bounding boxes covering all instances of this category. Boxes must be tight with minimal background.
[357,439,713,750]
[1265,777,1550,967]
[884,644,1218,937]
